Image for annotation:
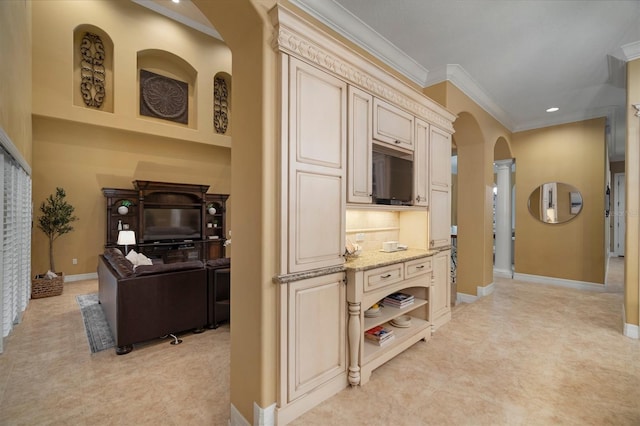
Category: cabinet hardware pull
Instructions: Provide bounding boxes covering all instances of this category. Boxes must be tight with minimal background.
[416,265,424,269]
[416,195,421,202]
[381,274,392,278]
[394,140,401,144]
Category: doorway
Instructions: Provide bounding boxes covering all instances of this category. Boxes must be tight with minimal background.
[614,172,625,256]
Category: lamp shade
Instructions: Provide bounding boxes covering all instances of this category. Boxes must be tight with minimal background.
[117,230,136,246]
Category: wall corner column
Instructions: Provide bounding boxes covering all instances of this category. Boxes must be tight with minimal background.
[494,159,513,277]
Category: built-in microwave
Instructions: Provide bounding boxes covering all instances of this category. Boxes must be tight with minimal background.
[371,144,413,206]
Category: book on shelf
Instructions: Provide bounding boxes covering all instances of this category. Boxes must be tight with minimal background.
[383,292,415,308]
[368,334,395,346]
[364,325,394,344]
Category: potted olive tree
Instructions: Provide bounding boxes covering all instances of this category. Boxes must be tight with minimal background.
[32,187,78,298]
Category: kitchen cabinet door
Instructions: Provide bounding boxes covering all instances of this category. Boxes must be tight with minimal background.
[288,57,347,272]
[347,85,373,203]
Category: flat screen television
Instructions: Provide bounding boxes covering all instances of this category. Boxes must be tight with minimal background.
[143,208,201,242]
[372,147,413,206]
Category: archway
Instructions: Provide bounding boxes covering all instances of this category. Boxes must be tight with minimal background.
[454,111,495,300]
[191,1,279,423]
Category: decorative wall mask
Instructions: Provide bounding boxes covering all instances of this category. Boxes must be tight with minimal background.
[214,76,229,134]
[80,32,106,108]
[140,69,188,124]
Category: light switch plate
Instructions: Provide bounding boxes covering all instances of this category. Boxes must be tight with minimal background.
[355,233,365,242]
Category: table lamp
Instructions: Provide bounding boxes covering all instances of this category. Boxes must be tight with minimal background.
[117,230,136,254]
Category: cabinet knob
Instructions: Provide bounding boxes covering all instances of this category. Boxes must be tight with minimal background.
[416,195,422,202]
[430,240,434,247]
[394,140,401,144]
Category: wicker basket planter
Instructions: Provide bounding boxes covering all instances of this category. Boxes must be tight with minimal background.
[31,272,64,299]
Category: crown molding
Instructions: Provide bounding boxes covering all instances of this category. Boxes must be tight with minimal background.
[427,64,514,131]
[288,0,428,86]
[270,4,455,132]
[621,40,640,62]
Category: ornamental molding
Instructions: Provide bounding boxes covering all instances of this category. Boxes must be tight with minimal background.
[269,5,455,133]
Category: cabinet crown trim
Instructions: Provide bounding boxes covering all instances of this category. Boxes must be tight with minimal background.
[270,5,456,133]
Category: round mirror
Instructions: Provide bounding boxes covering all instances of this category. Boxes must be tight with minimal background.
[527,182,583,224]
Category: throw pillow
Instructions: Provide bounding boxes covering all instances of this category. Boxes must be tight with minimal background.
[125,249,139,266]
[136,252,153,266]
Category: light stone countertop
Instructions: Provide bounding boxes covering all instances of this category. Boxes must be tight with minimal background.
[344,248,439,272]
[273,247,447,283]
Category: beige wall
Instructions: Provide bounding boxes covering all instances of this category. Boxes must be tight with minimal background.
[425,82,511,295]
[0,0,32,165]
[512,118,606,284]
[625,58,640,326]
[31,116,230,275]
[30,0,233,276]
[426,82,609,291]
[193,0,279,421]
[32,0,231,147]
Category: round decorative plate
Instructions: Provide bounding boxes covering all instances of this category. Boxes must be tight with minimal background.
[142,75,187,119]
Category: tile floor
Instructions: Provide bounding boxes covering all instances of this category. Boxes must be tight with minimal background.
[0,279,231,425]
[1,257,638,425]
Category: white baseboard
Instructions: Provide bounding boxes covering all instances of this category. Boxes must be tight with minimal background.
[230,403,250,426]
[64,272,98,282]
[457,281,495,303]
[493,268,512,278]
[457,292,477,303]
[513,273,605,292]
[624,323,639,339]
[254,402,275,426]
[478,281,495,297]
[229,402,275,426]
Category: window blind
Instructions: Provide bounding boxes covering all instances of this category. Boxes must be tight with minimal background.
[0,133,32,354]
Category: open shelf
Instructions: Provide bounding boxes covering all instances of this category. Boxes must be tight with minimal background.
[363,317,431,363]
[363,298,427,331]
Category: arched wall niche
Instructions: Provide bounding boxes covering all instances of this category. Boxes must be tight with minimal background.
[214,71,231,135]
[137,49,198,129]
[73,24,114,112]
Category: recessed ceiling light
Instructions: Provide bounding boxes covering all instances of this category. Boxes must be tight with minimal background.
[546,107,559,112]
[172,0,180,3]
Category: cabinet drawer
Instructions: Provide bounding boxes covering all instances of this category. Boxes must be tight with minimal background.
[405,257,432,279]
[363,264,404,292]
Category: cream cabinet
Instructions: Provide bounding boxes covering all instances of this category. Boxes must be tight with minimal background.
[287,57,347,272]
[373,97,414,151]
[284,272,347,401]
[414,118,430,207]
[429,126,452,249]
[346,253,433,386]
[347,86,373,204]
[431,250,451,331]
[277,272,349,423]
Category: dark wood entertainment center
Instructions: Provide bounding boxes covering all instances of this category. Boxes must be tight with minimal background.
[102,180,229,263]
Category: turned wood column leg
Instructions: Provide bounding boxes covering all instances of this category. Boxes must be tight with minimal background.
[347,302,361,386]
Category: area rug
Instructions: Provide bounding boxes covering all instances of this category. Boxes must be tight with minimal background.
[76,293,115,353]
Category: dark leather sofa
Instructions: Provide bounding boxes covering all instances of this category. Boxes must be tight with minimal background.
[98,248,209,355]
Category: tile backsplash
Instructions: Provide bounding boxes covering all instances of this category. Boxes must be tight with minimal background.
[345,210,400,252]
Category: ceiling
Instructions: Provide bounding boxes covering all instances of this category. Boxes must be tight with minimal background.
[136,0,640,161]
